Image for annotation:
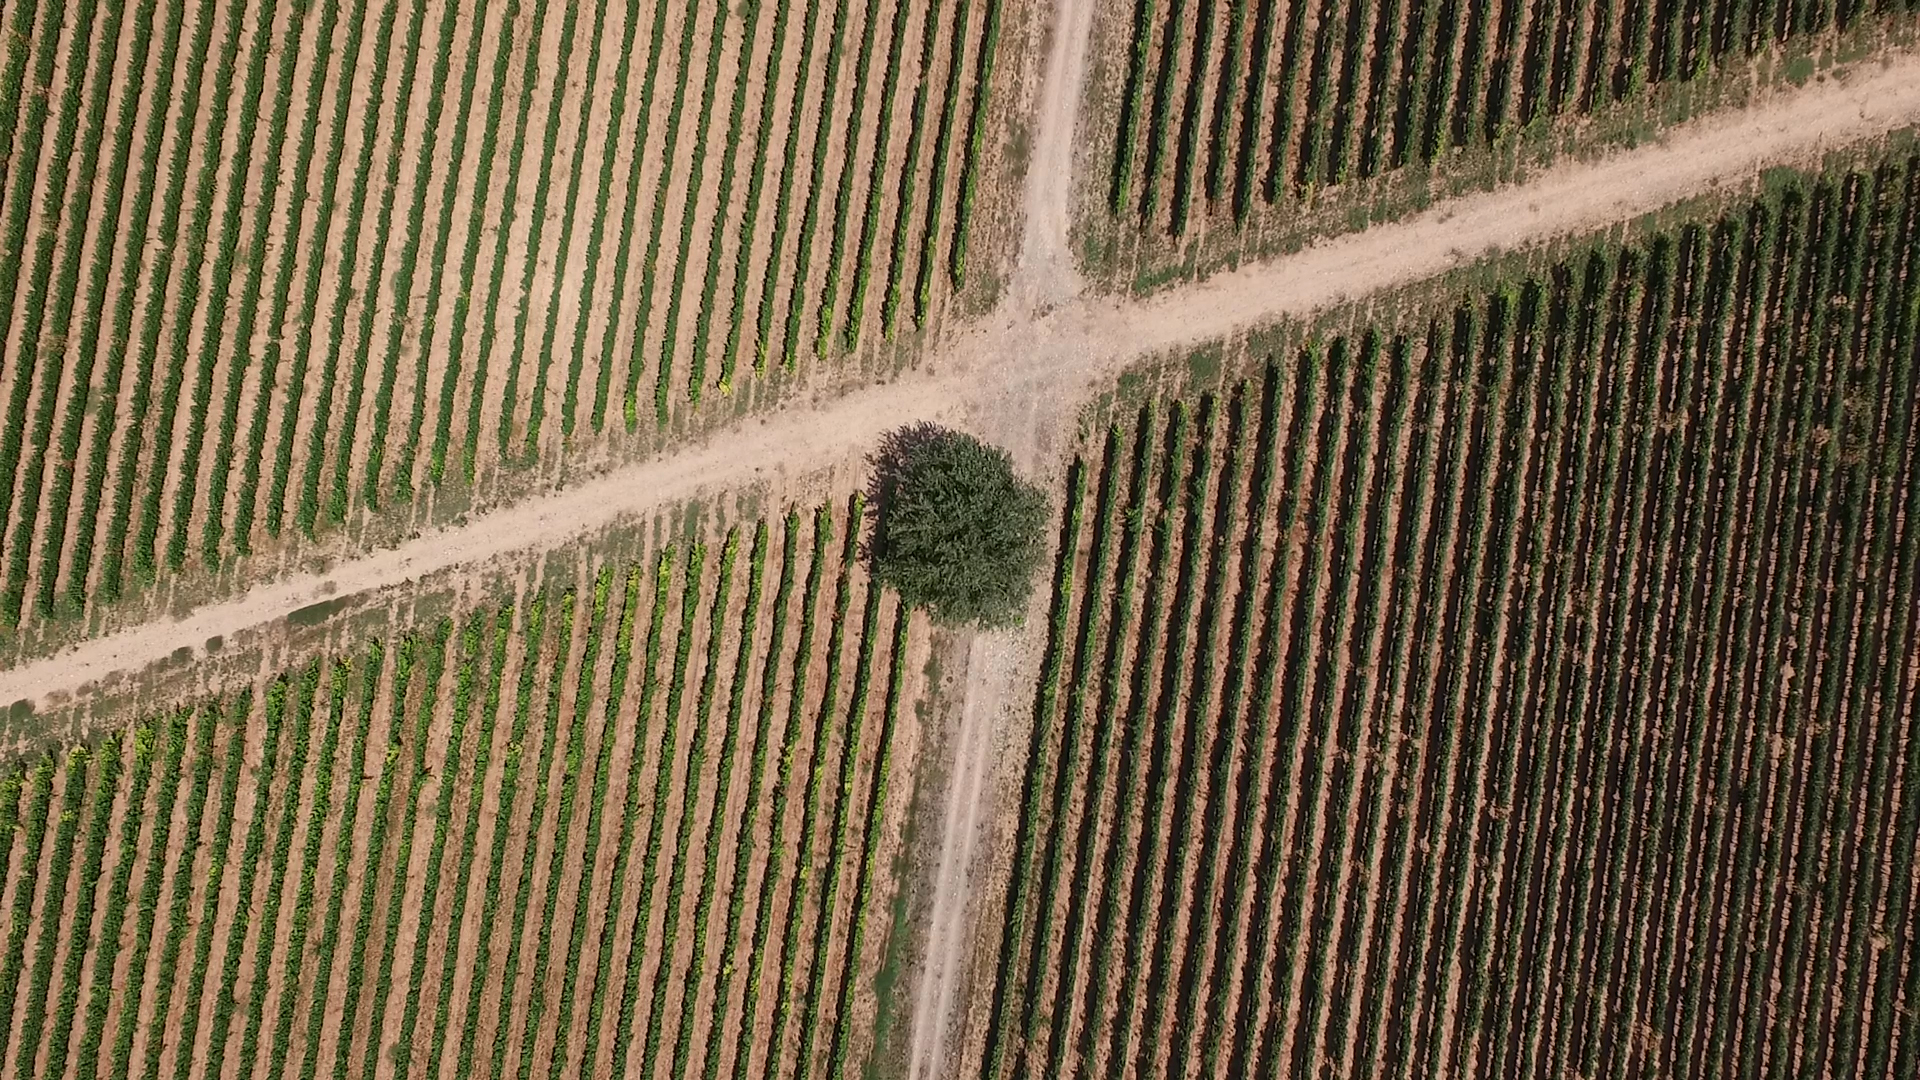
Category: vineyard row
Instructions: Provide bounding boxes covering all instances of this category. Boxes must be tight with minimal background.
[1106,0,1918,233]
[0,0,1015,631]
[0,500,920,1080]
[981,151,1920,1080]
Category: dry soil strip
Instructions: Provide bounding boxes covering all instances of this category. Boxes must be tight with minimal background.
[1009,0,1092,306]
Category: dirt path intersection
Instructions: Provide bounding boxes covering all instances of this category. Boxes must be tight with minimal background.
[3,12,1919,1079]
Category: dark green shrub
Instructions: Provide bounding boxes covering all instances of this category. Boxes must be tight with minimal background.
[867,424,1048,628]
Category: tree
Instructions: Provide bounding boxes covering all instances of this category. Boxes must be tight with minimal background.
[866,424,1049,629]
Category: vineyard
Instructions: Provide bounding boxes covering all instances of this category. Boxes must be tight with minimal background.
[0,0,1025,631]
[1094,0,1916,250]
[0,500,925,1080]
[975,153,1920,1080]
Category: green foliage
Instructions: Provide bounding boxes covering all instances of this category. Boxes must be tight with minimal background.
[244,661,343,1078]
[842,0,920,348]
[632,542,726,1080]
[390,614,489,1080]
[464,0,555,480]
[231,0,370,554]
[295,640,384,1080]
[30,735,119,1080]
[1062,419,1157,1077]
[702,517,798,1080]
[364,0,468,508]
[78,708,178,1080]
[0,756,55,1067]
[1167,0,1218,233]
[1020,428,1127,1067]
[275,0,400,540]
[764,499,863,1077]
[655,0,732,408]
[451,598,543,1080]
[198,663,311,1080]
[555,557,652,1080]
[494,0,586,453]
[435,0,527,479]
[692,0,775,394]
[198,0,333,567]
[92,0,229,598]
[867,424,1049,628]
[723,0,807,384]
[624,0,704,427]
[7,745,88,1074]
[814,0,892,357]
[323,631,420,1080]
[424,606,513,1068]
[352,618,453,1080]
[879,1,945,340]
[561,0,647,435]
[485,589,575,1080]
[792,577,887,1080]
[515,566,610,1080]
[128,0,254,575]
[303,0,429,535]
[1110,0,1158,213]
[0,0,85,572]
[172,678,281,1080]
[1,0,123,622]
[56,716,154,1080]
[667,527,758,1080]
[975,454,1086,1080]
[370,0,472,503]
[38,0,172,612]
[913,0,974,326]
[0,0,44,203]
[948,0,1005,286]
[728,507,832,1080]
[590,0,673,430]
[156,0,284,572]
[824,605,911,1080]
[519,0,613,457]
[778,0,853,369]
[137,691,247,1080]
[1203,0,1253,200]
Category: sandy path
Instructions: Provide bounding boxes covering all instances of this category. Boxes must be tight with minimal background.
[1009,0,1092,309]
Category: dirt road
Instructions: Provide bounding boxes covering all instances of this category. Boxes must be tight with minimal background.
[6,39,1920,1080]
[4,39,1916,709]
[1007,0,1095,311]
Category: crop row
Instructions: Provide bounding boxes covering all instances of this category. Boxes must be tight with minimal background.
[601,549,685,1080]
[763,497,865,1076]
[1108,0,1906,233]
[664,527,758,1080]
[979,153,1920,1080]
[0,0,1015,629]
[0,501,921,1078]
[510,0,607,458]
[791,577,886,1080]
[701,514,801,1080]
[357,0,474,511]
[627,542,719,1080]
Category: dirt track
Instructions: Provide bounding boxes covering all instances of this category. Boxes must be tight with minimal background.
[6,29,1920,1080]
[3,33,1917,704]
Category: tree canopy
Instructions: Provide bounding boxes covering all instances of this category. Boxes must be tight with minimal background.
[866,424,1050,629]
